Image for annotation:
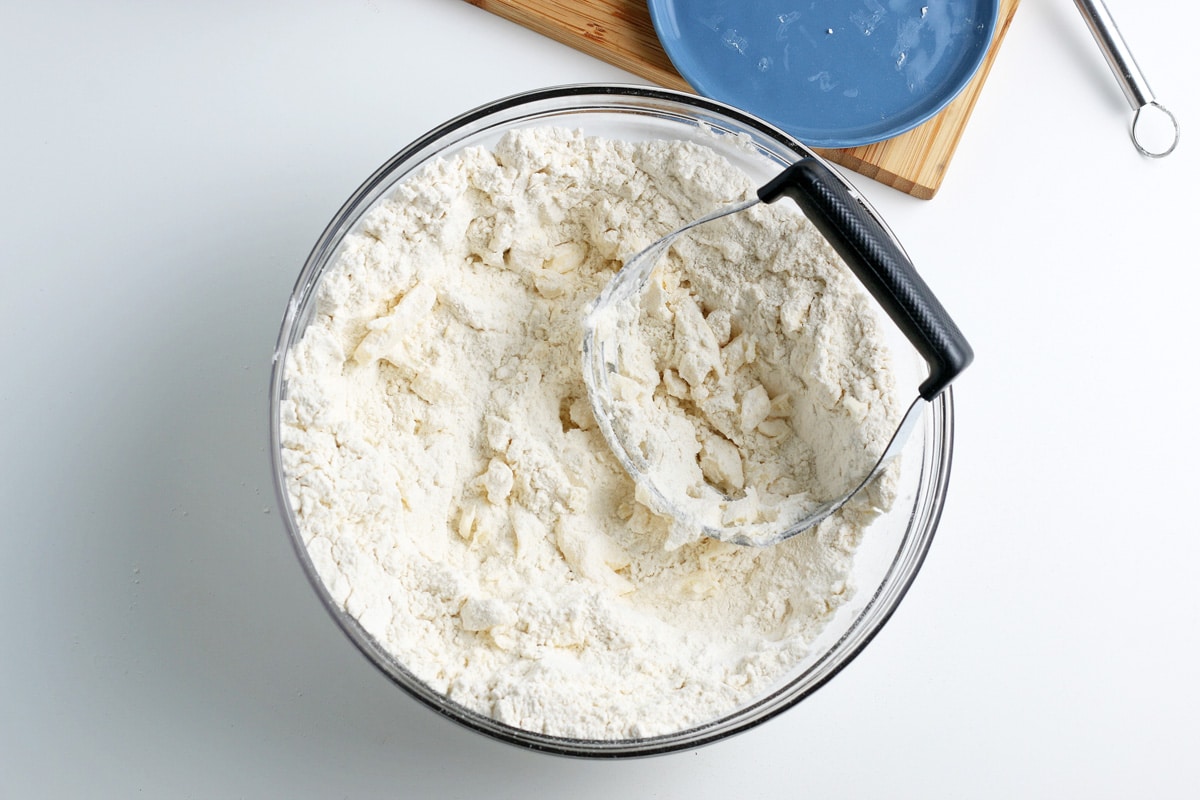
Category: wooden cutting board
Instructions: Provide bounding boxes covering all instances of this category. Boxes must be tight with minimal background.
[465,0,1020,199]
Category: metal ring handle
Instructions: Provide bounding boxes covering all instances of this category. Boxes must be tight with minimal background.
[1131,101,1180,158]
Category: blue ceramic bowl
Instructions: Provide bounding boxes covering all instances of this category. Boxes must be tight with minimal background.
[649,0,1000,148]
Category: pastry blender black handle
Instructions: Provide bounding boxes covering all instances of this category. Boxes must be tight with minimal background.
[759,159,973,400]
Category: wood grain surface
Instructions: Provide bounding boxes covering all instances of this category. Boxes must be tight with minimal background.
[465,0,1020,199]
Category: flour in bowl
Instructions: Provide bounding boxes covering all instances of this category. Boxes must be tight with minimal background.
[279,127,901,739]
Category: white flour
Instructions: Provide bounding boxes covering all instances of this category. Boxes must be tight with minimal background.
[280,127,900,739]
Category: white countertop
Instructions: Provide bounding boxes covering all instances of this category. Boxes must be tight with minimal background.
[3,1,1197,796]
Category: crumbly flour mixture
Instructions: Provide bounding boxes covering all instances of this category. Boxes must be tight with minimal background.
[280,127,900,739]
[593,192,901,549]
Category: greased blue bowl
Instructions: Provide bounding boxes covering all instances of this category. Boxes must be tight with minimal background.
[649,0,1000,148]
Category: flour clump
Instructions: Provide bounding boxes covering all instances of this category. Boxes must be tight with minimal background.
[279,127,901,739]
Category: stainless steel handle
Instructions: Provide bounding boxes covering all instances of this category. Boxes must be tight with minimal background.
[1074,0,1152,108]
[1073,0,1179,157]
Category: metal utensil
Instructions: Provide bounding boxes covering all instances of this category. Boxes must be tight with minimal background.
[582,157,974,546]
[1074,0,1179,158]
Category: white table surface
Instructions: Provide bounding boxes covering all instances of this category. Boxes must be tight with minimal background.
[3,1,1197,796]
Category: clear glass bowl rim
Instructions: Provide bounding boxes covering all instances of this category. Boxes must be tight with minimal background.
[268,84,956,759]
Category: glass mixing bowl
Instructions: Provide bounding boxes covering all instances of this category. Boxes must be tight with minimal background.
[269,85,956,758]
